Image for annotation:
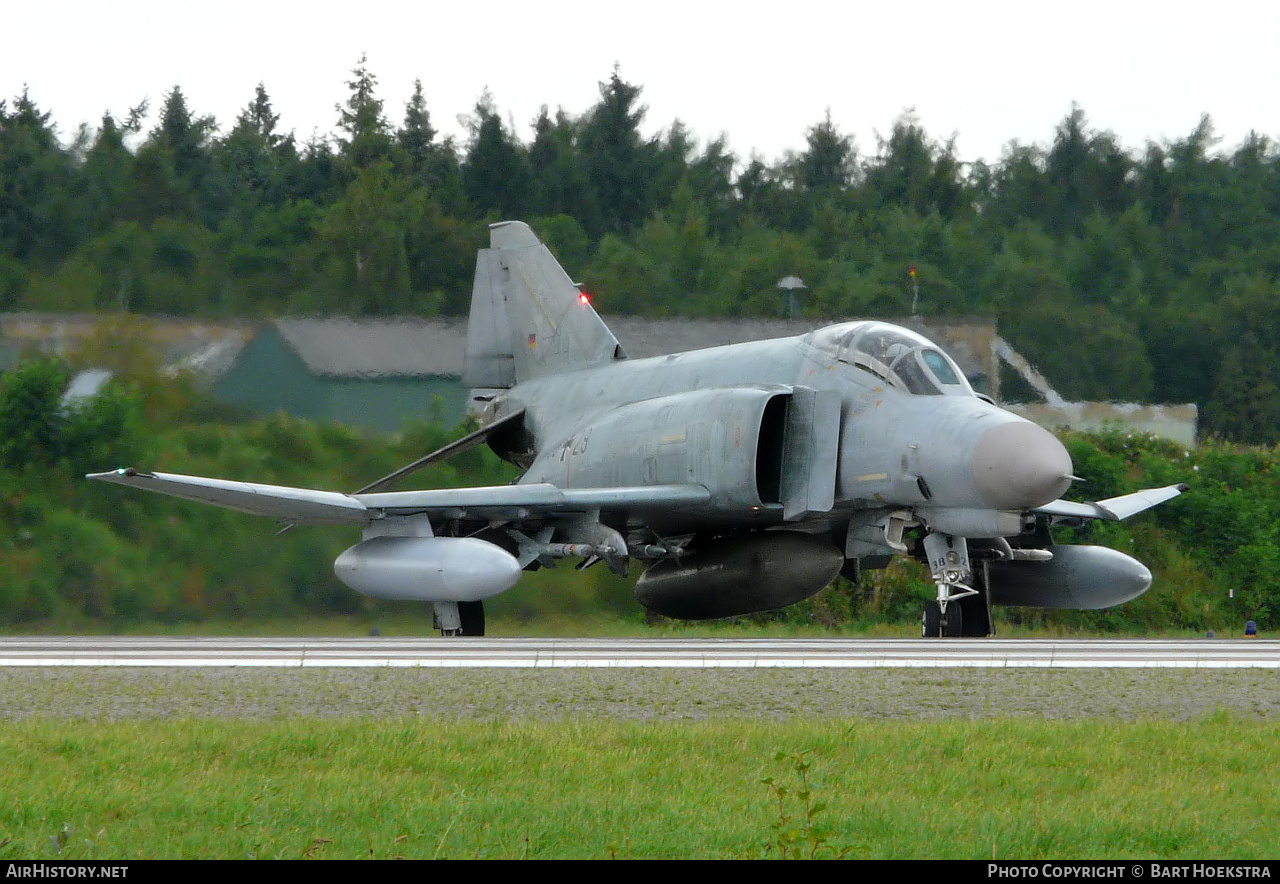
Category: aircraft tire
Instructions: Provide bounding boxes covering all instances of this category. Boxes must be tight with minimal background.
[943,603,964,638]
[921,601,942,638]
[459,600,485,637]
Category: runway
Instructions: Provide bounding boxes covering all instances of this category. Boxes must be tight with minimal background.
[1,636,1277,668]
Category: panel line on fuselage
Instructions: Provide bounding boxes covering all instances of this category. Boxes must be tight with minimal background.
[511,335,847,444]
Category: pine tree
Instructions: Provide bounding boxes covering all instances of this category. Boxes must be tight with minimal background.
[79,112,137,235]
[796,110,856,193]
[1043,105,1132,234]
[221,83,294,207]
[335,54,393,170]
[0,88,76,261]
[398,79,436,177]
[528,105,599,228]
[578,67,657,234]
[461,91,532,217]
[684,134,737,234]
[150,86,216,182]
[140,86,224,224]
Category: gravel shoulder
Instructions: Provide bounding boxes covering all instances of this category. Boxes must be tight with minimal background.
[1,668,1276,721]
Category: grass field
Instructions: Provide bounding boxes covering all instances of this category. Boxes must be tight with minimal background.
[1,713,1277,859]
[0,619,1273,859]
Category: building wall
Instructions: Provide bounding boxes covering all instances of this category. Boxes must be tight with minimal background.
[214,327,330,419]
[1006,402,1199,448]
[322,377,467,432]
[213,326,467,432]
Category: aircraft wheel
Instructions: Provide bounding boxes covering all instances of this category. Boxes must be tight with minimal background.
[921,601,942,638]
[459,600,485,637]
[942,603,964,638]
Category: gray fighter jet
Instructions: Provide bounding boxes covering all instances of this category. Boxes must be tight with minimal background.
[90,221,1187,637]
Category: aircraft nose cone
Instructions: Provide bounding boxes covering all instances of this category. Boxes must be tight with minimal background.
[971,421,1073,509]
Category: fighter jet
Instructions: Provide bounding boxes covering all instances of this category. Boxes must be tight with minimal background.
[89,221,1187,637]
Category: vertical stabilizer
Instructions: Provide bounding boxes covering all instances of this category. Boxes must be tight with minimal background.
[464,221,624,387]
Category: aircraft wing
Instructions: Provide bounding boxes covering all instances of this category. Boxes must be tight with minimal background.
[87,469,371,524]
[355,484,711,517]
[1034,483,1189,522]
[87,468,711,525]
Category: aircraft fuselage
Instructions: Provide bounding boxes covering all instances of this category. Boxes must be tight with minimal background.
[500,324,1073,538]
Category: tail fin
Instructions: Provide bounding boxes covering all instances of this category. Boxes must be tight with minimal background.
[463,221,625,388]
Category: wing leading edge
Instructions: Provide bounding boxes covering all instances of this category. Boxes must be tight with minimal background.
[86,468,711,524]
[87,469,370,524]
[90,466,1184,526]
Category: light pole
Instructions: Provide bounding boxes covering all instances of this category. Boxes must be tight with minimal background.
[777,276,805,319]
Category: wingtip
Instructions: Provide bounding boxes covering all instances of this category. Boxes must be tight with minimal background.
[86,467,152,481]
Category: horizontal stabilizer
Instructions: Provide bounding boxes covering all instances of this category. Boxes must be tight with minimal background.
[87,469,369,524]
[1035,483,1189,522]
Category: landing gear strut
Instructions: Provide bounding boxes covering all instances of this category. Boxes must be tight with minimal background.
[921,533,979,638]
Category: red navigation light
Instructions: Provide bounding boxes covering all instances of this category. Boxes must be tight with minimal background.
[579,292,591,305]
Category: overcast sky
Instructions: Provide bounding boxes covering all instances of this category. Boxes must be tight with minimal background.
[6,0,1279,167]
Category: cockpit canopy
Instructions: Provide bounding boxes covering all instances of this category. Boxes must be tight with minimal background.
[805,321,974,397]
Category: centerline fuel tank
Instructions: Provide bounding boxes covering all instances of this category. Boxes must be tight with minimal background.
[635,531,843,620]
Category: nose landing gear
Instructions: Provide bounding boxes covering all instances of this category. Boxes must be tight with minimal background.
[920,532,991,638]
[922,598,964,638]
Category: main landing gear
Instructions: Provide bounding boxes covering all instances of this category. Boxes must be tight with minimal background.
[431,600,486,637]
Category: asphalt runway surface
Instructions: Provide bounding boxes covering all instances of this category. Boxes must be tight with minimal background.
[0,636,1276,668]
[0,636,1276,721]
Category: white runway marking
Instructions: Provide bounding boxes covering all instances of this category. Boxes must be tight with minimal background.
[0,637,1276,668]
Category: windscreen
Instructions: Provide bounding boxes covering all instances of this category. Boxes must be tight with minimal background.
[807,322,973,396]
